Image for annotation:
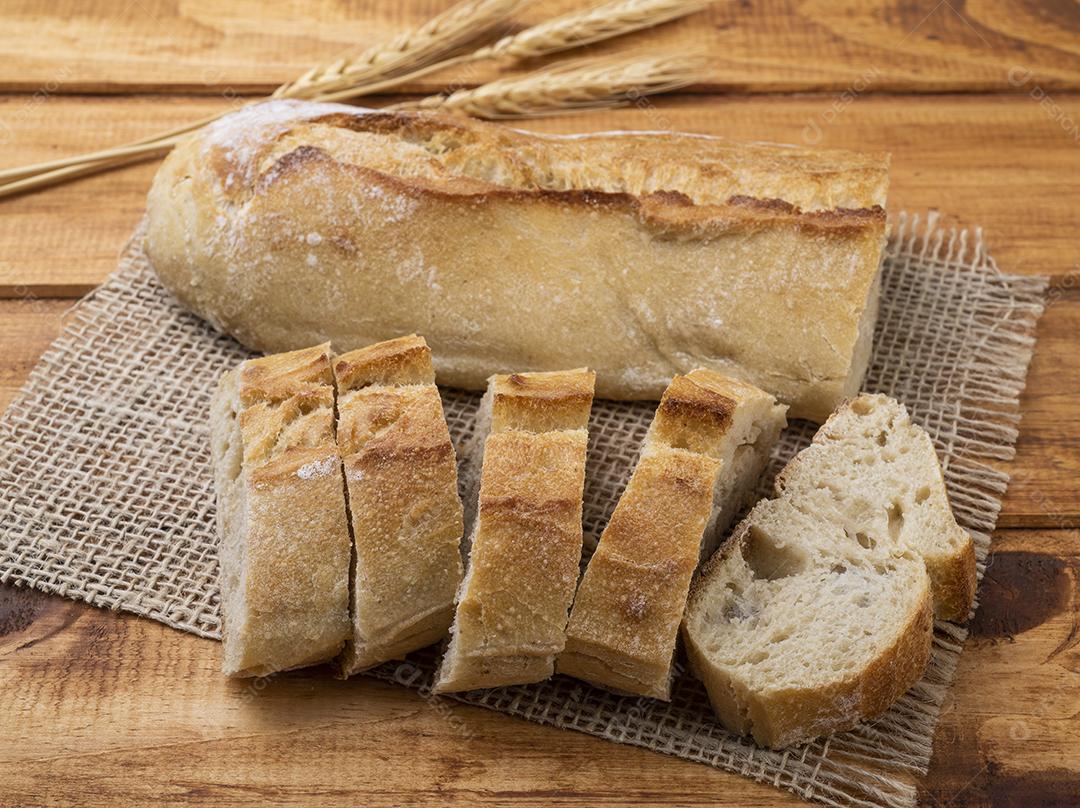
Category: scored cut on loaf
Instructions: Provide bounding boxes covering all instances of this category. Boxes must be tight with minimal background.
[146,99,890,422]
[210,343,352,677]
[333,335,464,676]
[432,369,595,693]
[558,370,787,700]
[682,393,976,748]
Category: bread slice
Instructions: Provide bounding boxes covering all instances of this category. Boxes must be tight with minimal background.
[210,343,352,677]
[333,335,464,675]
[682,393,976,748]
[558,370,787,699]
[432,369,595,693]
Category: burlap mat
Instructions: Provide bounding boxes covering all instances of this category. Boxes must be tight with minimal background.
[0,212,1046,807]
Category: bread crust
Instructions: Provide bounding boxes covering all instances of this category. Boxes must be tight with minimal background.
[560,448,720,699]
[210,343,352,677]
[146,100,889,422]
[334,335,464,675]
[433,369,594,693]
[559,371,783,699]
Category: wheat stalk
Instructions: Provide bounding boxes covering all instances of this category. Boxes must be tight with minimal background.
[0,0,717,198]
[396,51,709,118]
[472,0,714,61]
[0,0,523,189]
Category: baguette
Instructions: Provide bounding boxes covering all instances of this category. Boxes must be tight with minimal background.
[558,370,785,699]
[209,343,352,677]
[432,369,595,693]
[145,99,890,422]
[682,394,976,748]
[333,335,464,675]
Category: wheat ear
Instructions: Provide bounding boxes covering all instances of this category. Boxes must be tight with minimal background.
[472,0,715,61]
[276,0,525,100]
[396,51,709,118]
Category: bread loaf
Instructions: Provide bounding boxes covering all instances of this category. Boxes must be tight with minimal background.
[333,335,464,675]
[433,369,594,692]
[558,370,786,699]
[145,99,890,422]
[210,343,352,677]
[682,394,976,748]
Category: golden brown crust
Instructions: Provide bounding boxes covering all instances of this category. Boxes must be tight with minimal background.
[559,448,720,699]
[490,368,596,433]
[333,333,435,391]
[648,372,740,458]
[559,370,782,699]
[928,536,977,622]
[146,100,889,422]
[333,336,464,675]
[238,341,334,405]
[211,342,352,677]
[259,145,885,238]
[433,369,594,693]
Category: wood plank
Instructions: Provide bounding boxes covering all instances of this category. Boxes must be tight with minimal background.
[920,530,1080,807]
[0,298,67,413]
[1,527,1074,806]
[1000,286,1080,528]
[1,93,1078,298]
[1,0,1079,95]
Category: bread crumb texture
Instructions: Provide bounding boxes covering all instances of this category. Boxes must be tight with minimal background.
[683,393,975,748]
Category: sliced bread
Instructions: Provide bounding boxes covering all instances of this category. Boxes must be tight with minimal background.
[682,393,976,748]
[210,343,352,677]
[558,370,787,699]
[334,335,464,675]
[432,369,595,692]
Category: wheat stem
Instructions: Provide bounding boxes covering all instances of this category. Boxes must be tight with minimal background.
[0,112,222,184]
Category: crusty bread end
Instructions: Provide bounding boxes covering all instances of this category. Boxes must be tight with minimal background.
[682,393,975,747]
[211,343,352,677]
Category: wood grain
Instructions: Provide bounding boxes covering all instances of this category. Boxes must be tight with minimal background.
[1,0,1079,95]
[0,298,66,412]
[921,530,1080,807]
[1,527,1075,806]
[1,92,1078,297]
[0,2,1077,801]
[0,587,802,807]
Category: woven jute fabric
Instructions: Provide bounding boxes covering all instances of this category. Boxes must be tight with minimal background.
[0,212,1045,807]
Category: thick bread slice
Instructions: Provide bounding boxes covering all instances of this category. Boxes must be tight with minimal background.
[558,371,787,699]
[682,393,976,748]
[774,394,976,620]
[146,99,890,422]
[334,335,464,675]
[210,343,352,677]
[432,369,595,693]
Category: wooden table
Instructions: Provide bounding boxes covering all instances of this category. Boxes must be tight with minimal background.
[1,2,1078,805]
